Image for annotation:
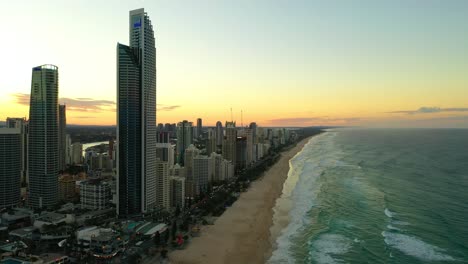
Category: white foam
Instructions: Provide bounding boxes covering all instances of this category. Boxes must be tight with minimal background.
[392,220,410,226]
[387,224,401,231]
[384,208,396,218]
[268,133,340,264]
[354,238,360,243]
[309,234,351,264]
[382,231,456,261]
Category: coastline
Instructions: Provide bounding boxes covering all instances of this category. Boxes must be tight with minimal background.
[169,136,312,264]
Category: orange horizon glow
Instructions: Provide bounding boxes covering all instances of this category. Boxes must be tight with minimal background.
[1,1,468,128]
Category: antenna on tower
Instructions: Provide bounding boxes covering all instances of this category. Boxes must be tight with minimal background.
[241,110,243,127]
[230,107,233,122]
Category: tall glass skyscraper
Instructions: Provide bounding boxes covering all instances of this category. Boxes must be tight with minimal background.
[59,104,67,171]
[0,128,21,209]
[176,120,193,165]
[117,8,157,216]
[28,64,59,209]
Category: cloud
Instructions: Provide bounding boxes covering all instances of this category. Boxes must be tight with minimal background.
[12,93,30,105]
[157,104,181,111]
[268,116,360,126]
[12,93,115,112]
[59,98,115,112]
[12,93,181,113]
[387,106,468,115]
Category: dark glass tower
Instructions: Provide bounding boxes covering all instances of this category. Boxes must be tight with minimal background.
[117,8,157,216]
[0,128,21,209]
[58,104,67,171]
[28,64,59,209]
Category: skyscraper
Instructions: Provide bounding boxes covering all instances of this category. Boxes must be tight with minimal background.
[28,64,59,209]
[0,128,22,209]
[184,144,200,198]
[156,143,175,167]
[195,118,202,139]
[6,117,28,184]
[59,104,67,171]
[117,8,157,216]
[193,155,212,195]
[176,120,193,165]
[215,121,223,147]
[206,128,217,155]
[155,160,170,209]
[222,121,237,170]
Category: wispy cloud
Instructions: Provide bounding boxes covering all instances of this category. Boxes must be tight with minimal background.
[74,116,96,119]
[59,98,115,112]
[268,116,360,126]
[12,93,115,112]
[157,104,181,111]
[12,93,181,112]
[387,106,468,115]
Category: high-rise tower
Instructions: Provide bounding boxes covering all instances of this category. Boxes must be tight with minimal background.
[0,128,22,209]
[222,121,237,170]
[58,105,67,171]
[176,120,193,165]
[117,8,157,216]
[28,64,59,209]
[6,117,28,184]
[215,121,223,147]
[195,118,202,139]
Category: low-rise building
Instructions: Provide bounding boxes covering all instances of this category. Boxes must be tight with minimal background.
[76,226,121,259]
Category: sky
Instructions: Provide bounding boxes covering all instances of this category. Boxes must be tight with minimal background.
[1,0,468,127]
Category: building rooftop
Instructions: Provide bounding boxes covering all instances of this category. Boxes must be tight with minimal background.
[9,226,37,238]
[0,128,20,134]
[35,212,66,223]
[33,64,58,71]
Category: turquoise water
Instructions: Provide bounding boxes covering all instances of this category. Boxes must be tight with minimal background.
[269,129,468,263]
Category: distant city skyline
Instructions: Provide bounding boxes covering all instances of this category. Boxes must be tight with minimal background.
[1,1,468,128]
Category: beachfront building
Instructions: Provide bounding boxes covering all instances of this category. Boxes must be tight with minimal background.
[222,121,237,170]
[28,64,59,209]
[236,136,247,170]
[0,128,22,209]
[155,160,170,209]
[184,145,200,198]
[176,120,193,165]
[117,8,157,217]
[76,226,122,259]
[210,152,234,182]
[169,176,185,209]
[193,155,212,195]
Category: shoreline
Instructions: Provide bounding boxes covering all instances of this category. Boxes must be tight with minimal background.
[169,136,313,264]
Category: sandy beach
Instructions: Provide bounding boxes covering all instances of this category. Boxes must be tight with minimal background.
[169,137,311,264]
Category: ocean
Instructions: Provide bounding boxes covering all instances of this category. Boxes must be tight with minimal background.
[269,129,468,264]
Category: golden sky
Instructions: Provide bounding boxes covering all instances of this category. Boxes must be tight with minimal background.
[1,1,468,127]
